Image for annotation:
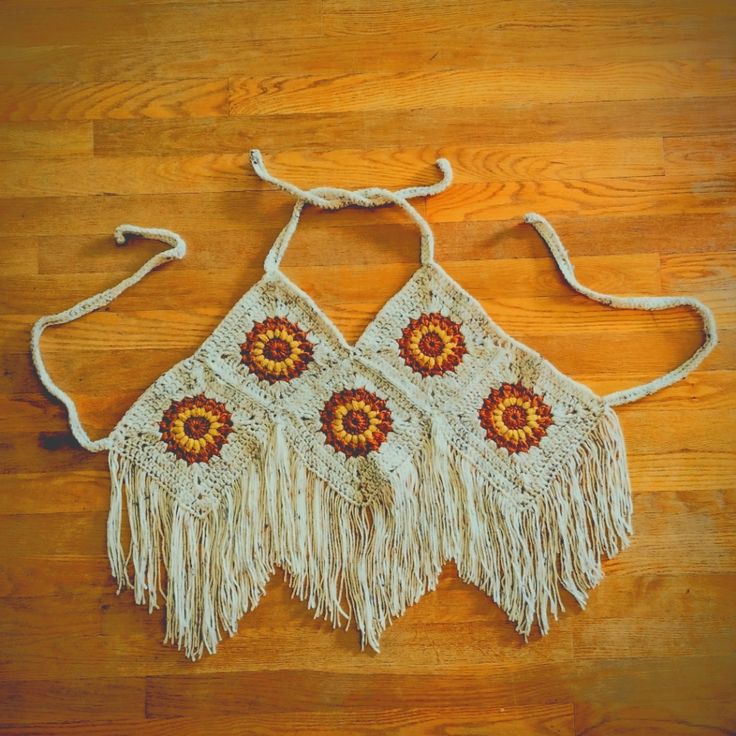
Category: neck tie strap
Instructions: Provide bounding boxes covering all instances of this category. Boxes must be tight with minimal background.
[250,149,452,270]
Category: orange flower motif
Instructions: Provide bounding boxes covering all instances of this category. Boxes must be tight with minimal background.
[160,394,233,464]
[320,388,393,458]
[241,316,314,384]
[398,312,467,377]
[479,382,553,454]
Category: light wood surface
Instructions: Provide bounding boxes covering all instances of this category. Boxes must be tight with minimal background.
[1,1,735,734]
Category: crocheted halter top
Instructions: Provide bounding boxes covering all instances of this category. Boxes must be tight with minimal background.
[31,151,718,660]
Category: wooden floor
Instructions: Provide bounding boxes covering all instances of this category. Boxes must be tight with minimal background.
[2,1,735,733]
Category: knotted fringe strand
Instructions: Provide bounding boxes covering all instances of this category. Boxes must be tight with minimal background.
[262,421,444,651]
[107,451,272,660]
[450,404,633,637]
[106,405,632,659]
[106,420,449,658]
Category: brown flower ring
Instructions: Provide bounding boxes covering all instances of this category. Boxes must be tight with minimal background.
[320,388,393,458]
[159,394,234,464]
[479,382,553,453]
[398,312,467,377]
[241,316,315,383]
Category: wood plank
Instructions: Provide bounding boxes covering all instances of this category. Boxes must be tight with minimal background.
[580,574,736,622]
[93,112,371,157]
[0,79,229,122]
[520,328,734,385]
[0,0,323,47]
[568,656,736,706]
[0,485,731,569]
[574,699,736,736]
[0,121,92,158]
[0,678,145,725]
[0,555,113,599]
[3,19,735,82]
[573,616,736,660]
[321,0,736,36]
[4,379,732,477]
[0,470,111,515]
[5,329,732,432]
[426,176,736,223]
[254,140,664,184]
[0,705,576,735]
[661,251,736,292]
[0,236,39,275]
[628,451,736,492]
[5,306,732,392]
[93,97,736,156]
[229,61,736,116]
[3,424,731,518]
[584,369,736,413]
[664,132,736,177]
[2,572,730,638]
[146,671,574,725]
[0,613,576,680]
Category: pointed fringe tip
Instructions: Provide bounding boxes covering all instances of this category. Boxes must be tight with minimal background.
[451,405,633,637]
[107,407,632,659]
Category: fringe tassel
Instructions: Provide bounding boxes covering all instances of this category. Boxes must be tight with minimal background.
[262,420,442,651]
[106,453,272,660]
[106,406,632,659]
[451,404,633,638]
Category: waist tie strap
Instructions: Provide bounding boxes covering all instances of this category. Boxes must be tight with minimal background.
[30,225,187,452]
[524,212,718,406]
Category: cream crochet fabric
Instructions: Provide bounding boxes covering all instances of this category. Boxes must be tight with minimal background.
[31,151,718,659]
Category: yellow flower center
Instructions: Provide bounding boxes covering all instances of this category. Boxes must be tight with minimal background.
[408,324,458,367]
[330,400,382,445]
[489,396,540,441]
[170,407,222,452]
[251,329,304,375]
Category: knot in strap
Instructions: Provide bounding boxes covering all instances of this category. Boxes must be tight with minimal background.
[249,149,452,209]
[252,149,453,271]
[298,186,418,211]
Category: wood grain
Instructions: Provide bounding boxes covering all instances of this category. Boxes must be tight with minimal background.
[229,60,736,116]
[1,1,734,733]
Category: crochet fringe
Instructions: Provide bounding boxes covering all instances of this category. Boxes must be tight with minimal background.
[106,407,632,660]
[449,404,633,637]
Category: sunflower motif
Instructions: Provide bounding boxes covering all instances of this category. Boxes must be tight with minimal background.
[159,394,233,464]
[319,388,393,458]
[478,382,553,454]
[241,316,315,384]
[397,312,467,377]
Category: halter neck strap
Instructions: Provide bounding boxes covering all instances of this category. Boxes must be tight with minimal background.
[250,149,452,271]
[524,212,718,406]
[30,226,187,452]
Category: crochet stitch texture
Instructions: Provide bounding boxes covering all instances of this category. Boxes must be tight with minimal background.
[31,151,718,659]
